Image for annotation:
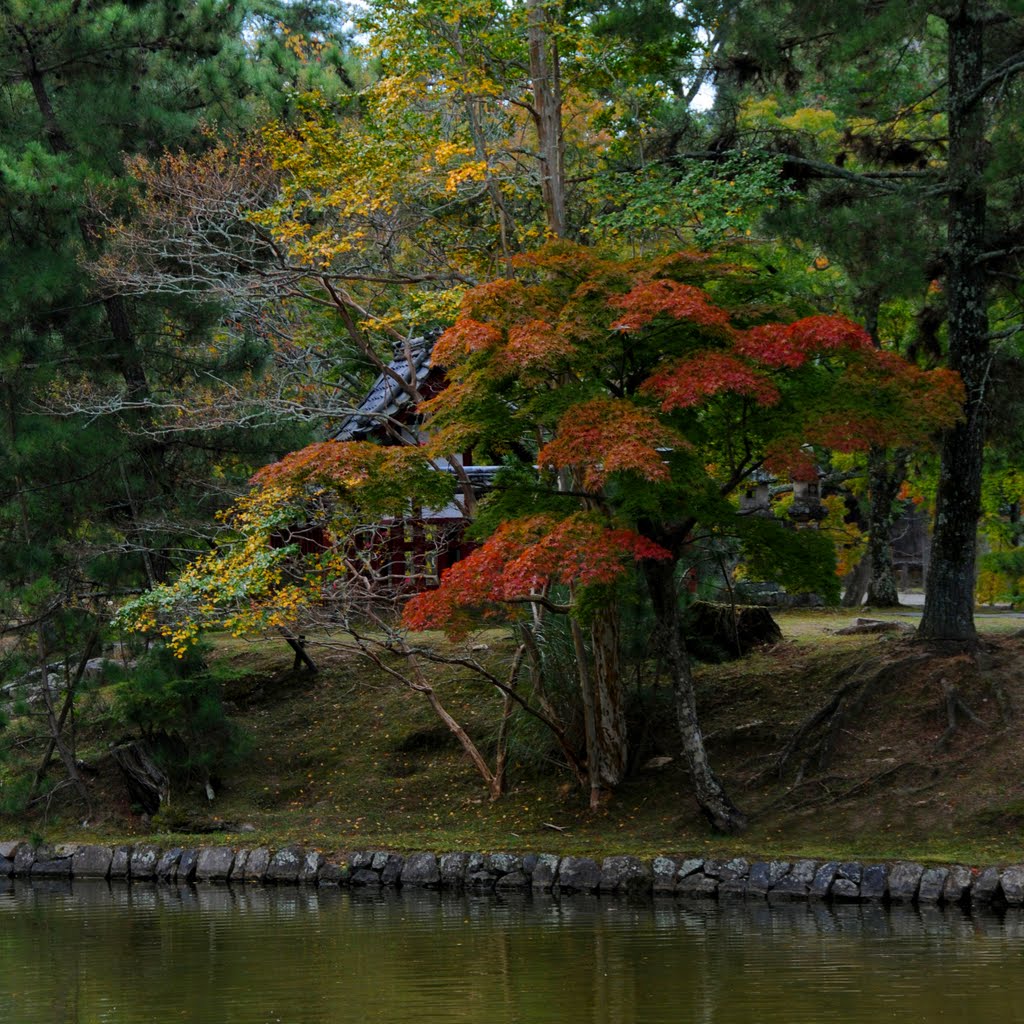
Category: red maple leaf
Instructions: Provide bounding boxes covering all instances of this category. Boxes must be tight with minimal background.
[644,351,780,409]
[736,315,872,368]
[403,513,671,636]
[609,279,733,333]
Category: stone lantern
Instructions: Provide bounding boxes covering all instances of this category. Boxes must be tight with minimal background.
[739,473,772,515]
[788,474,827,527]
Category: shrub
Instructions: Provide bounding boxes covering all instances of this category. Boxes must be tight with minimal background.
[109,641,248,795]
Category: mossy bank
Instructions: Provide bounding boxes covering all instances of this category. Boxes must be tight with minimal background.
[4,610,1024,869]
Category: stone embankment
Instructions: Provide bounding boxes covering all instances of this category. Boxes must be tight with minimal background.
[2,839,1022,907]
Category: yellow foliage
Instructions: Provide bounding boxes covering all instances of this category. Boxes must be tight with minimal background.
[433,141,475,166]
[738,96,780,124]
[976,570,1006,607]
[819,495,865,577]
[779,107,839,141]
[445,160,489,193]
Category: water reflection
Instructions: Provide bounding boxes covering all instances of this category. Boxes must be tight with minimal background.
[2,880,1023,1024]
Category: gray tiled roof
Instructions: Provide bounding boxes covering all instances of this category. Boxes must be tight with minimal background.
[334,335,436,441]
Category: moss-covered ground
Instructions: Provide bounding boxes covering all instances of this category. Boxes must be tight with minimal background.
[6,607,1024,867]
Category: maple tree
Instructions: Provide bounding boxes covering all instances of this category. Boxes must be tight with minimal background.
[399,240,962,829]
[119,442,455,652]
[116,439,596,802]
[122,240,963,829]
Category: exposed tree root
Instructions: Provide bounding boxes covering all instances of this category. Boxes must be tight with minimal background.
[989,678,1014,723]
[763,653,932,783]
[936,676,987,751]
[914,635,985,657]
[834,618,913,636]
[760,760,920,815]
[751,636,1018,819]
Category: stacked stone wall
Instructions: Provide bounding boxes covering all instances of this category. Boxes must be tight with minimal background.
[1,840,1019,908]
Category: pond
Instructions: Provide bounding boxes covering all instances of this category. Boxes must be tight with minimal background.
[3,880,1023,1024]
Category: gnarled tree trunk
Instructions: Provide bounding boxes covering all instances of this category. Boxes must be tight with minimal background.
[642,557,746,833]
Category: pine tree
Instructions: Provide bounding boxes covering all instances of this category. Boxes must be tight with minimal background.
[616,0,1024,638]
[0,0,331,806]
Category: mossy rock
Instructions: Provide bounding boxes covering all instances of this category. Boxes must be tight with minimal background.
[685,601,782,663]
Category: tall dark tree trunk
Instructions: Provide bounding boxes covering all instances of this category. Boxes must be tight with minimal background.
[865,447,909,607]
[642,557,746,833]
[920,6,988,641]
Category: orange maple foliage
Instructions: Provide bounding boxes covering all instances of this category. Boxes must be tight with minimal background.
[402,513,671,636]
[251,440,453,516]
[735,315,872,369]
[417,242,965,546]
[254,440,407,488]
[808,351,963,452]
[431,318,504,364]
[502,319,577,375]
[537,398,685,490]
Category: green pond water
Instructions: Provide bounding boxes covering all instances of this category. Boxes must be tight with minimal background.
[3,879,1024,1024]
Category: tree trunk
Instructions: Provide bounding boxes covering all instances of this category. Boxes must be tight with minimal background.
[463,94,519,270]
[570,619,604,809]
[29,632,100,805]
[280,629,318,673]
[642,557,746,832]
[527,0,567,239]
[842,551,871,608]
[400,651,502,799]
[589,604,629,788]
[865,447,909,607]
[112,740,168,816]
[491,642,525,797]
[920,7,988,641]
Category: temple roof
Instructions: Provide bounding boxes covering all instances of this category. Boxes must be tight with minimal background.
[334,335,436,442]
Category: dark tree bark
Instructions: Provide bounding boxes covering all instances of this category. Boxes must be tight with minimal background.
[920,5,989,641]
[112,741,169,816]
[685,601,782,661]
[865,447,910,607]
[280,629,318,673]
[642,556,746,833]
